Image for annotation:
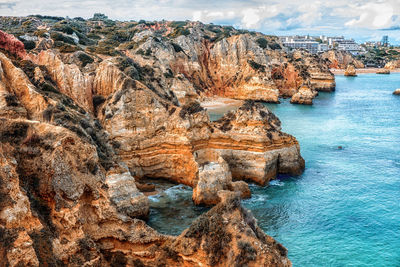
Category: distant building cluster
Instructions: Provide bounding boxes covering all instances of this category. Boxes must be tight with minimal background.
[363,36,390,48]
[279,35,367,55]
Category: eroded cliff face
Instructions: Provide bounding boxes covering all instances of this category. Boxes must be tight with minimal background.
[385,59,400,70]
[0,48,292,266]
[321,50,364,69]
[0,17,310,266]
[125,23,335,104]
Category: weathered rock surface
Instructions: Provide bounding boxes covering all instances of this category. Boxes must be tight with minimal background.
[0,48,291,266]
[123,21,334,104]
[0,16,314,265]
[344,64,357,76]
[384,60,400,70]
[322,50,364,69]
[376,68,390,74]
[290,85,317,105]
[210,101,305,185]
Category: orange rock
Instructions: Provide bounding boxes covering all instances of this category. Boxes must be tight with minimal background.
[344,64,357,76]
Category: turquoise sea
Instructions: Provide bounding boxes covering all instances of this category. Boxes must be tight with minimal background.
[148,73,400,266]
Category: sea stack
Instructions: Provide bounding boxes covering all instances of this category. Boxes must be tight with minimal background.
[344,64,357,76]
[290,85,317,105]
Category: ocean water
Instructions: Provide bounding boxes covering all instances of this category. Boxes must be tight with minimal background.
[148,73,400,266]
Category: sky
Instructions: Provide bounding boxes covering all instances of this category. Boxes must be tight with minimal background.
[0,0,399,44]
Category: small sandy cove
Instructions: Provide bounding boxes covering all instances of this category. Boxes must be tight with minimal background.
[200,97,243,110]
[331,68,400,75]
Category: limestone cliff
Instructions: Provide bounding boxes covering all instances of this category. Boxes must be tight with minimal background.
[385,60,400,70]
[321,50,364,69]
[0,16,313,265]
[0,48,292,266]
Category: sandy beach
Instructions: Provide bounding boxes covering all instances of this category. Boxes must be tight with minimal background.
[330,68,400,75]
[200,97,243,110]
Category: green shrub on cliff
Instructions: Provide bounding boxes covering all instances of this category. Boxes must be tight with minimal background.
[57,43,79,53]
[168,27,190,38]
[50,32,76,45]
[170,21,187,28]
[256,38,268,49]
[171,42,184,53]
[34,29,48,37]
[248,60,266,72]
[269,42,282,50]
[179,102,204,119]
[77,53,94,67]
[107,30,131,42]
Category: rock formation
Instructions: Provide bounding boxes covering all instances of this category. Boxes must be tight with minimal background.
[0,15,316,265]
[376,68,390,74]
[344,64,357,76]
[384,60,400,70]
[321,50,364,69]
[0,47,293,265]
[0,30,27,58]
[290,85,317,105]
[393,89,400,95]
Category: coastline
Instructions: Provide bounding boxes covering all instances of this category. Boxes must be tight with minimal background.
[330,68,400,75]
[200,96,243,110]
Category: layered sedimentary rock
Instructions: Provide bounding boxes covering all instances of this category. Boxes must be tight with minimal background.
[322,50,364,69]
[122,21,334,104]
[209,102,304,185]
[0,16,311,265]
[98,72,304,195]
[344,65,357,76]
[0,47,291,265]
[290,85,317,105]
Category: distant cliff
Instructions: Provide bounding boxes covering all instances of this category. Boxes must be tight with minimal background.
[1,16,335,105]
[321,50,364,69]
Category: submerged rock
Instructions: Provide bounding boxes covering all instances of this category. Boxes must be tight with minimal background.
[321,50,364,69]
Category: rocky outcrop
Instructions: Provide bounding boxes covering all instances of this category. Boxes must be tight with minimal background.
[322,50,364,69]
[0,17,319,265]
[124,22,334,104]
[290,85,317,105]
[0,30,26,58]
[344,64,357,76]
[385,60,400,70]
[210,101,304,185]
[98,69,304,192]
[393,89,400,95]
[171,191,291,266]
[290,51,336,92]
[376,68,390,74]
[0,48,291,266]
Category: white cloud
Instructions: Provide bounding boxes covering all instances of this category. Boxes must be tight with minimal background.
[241,8,261,28]
[345,2,395,29]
